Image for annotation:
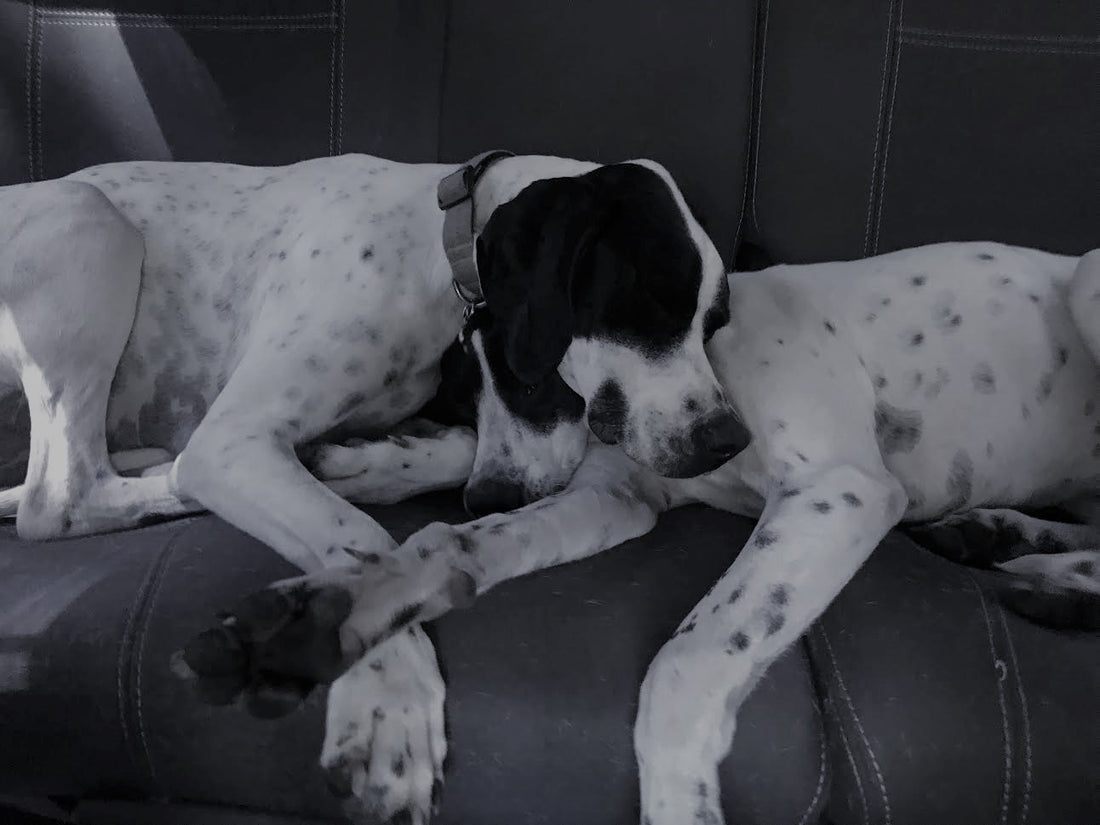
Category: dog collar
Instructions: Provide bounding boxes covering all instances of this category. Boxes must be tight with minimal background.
[438,149,515,315]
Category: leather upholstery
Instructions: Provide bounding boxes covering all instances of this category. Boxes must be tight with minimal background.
[0,1,1097,823]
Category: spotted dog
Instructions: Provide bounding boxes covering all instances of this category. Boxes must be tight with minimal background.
[0,153,742,824]
[188,242,1100,824]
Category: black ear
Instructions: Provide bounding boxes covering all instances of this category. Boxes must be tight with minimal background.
[476,176,604,385]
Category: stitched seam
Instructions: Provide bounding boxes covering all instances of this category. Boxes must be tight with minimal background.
[335,0,346,155]
[40,21,335,30]
[833,699,869,825]
[39,10,332,22]
[747,0,770,238]
[863,0,898,256]
[33,16,44,180]
[23,1,37,181]
[902,26,1099,45]
[131,523,195,795]
[872,0,904,254]
[899,37,1098,56]
[730,0,760,259]
[998,604,1032,825]
[796,698,829,825]
[116,536,176,786]
[327,1,337,156]
[968,573,1012,825]
[821,631,891,824]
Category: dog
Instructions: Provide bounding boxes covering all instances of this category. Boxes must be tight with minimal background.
[0,151,743,823]
[185,241,1100,824]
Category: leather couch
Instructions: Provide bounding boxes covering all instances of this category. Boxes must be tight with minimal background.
[0,1,1097,823]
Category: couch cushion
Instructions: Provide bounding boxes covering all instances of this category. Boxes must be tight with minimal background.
[745,0,1099,265]
[438,0,757,266]
[0,499,825,825]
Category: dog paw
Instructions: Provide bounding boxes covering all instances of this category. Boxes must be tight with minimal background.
[174,572,362,715]
[321,627,447,825]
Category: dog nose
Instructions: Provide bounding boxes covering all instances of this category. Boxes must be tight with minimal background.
[692,411,751,461]
[463,478,527,517]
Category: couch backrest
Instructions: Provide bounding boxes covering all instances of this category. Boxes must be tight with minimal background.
[743,0,1099,264]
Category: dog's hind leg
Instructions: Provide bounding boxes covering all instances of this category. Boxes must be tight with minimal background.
[0,181,200,538]
[909,507,1100,629]
[302,420,476,505]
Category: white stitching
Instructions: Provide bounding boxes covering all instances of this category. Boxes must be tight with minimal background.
[863,0,897,256]
[998,604,1032,825]
[968,573,1012,825]
[833,697,870,825]
[821,630,892,824]
[40,10,332,22]
[902,26,1099,45]
[23,1,36,181]
[746,0,770,239]
[795,698,828,825]
[33,15,44,181]
[872,0,904,254]
[335,0,346,156]
[899,37,1098,56]
[40,20,334,30]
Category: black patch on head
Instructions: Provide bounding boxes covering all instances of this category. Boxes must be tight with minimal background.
[702,274,731,341]
[875,402,923,454]
[587,379,628,445]
[477,163,704,383]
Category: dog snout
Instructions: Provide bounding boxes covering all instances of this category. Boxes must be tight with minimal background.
[463,478,527,517]
[691,411,751,464]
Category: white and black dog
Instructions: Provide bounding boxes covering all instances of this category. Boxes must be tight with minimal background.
[0,153,742,823]
[186,238,1100,824]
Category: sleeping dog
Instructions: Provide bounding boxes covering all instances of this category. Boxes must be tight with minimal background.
[186,242,1100,824]
[0,152,742,823]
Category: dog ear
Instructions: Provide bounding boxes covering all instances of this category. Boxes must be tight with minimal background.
[477,177,604,385]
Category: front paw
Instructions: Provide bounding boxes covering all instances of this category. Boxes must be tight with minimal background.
[173,572,361,717]
[322,627,447,825]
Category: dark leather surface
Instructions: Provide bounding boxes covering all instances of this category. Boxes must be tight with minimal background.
[744,0,1099,265]
[439,0,757,266]
[0,499,826,825]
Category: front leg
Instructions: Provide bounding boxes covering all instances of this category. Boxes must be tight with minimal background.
[322,626,446,825]
[636,463,906,825]
[180,445,669,693]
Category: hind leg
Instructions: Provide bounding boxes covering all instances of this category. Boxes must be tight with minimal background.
[0,181,199,538]
[909,507,1100,628]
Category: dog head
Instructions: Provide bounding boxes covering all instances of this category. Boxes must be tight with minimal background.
[446,160,748,516]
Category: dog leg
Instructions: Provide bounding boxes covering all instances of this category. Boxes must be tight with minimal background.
[321,627,446,825]
[303,421,476,504]
[0,181,201,537]
[179,443,665,689]
[635,464,906,825]
[911,507,1100,629]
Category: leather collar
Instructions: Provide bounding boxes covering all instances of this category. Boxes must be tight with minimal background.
[438,149,515,314]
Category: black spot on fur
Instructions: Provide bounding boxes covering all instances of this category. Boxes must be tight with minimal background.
[1037,372,1054,402]
[910,274,927,287]
[1072,559,1095,576]
[753,528,779,548]
[361,246,374,261]
[812,500,832,514]
[730,631,750,651]
[310,248,321,258]
[764,611,785,636]
[873,374,888,390]
[728,586,743,604]
[909,331,925,347]
[391,756,406,777]
[977,252,995,261]
[824,320,837,335]
[779,487,801,499]
[1057,346,1069,366]
[875,402,923,454]
[770,585,790,606]
[388,603,423,634]
[841,492,863,507]
[972,363,996,394]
